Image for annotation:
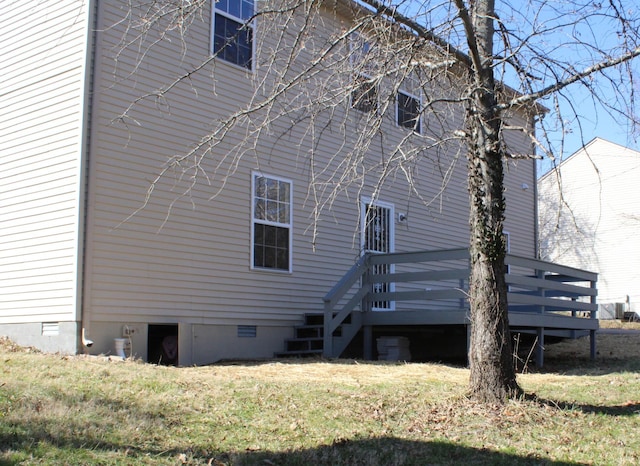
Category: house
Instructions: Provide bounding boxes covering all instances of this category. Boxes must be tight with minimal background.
[539,137,640,319]
[1,0,589,366]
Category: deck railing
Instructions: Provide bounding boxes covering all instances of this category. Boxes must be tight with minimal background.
[323,248,598,361]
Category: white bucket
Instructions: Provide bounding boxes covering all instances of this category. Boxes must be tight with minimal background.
[114,338,127,359]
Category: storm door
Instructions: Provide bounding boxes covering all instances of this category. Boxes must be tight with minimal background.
[361,199,395,311]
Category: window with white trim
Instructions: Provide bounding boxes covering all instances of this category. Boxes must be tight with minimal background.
[252,173,292,271]
[212,0,254,69]
[349,33,378,113]
[397,90,422,133]
[351,75,378,112]
[349,33,376,72]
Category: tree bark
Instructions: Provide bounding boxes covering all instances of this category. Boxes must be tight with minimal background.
[463,0,521,403]
[466,121,521,402]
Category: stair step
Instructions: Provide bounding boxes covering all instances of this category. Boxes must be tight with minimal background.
[285,337,323,352]
[303,313,324,326]
[294,325,323,338]
[275,311,352,359]
[274,349,323,358]
[302,313,352,326]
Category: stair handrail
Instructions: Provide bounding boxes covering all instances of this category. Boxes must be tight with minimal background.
[323,254,371,357]
[322,248,598,359]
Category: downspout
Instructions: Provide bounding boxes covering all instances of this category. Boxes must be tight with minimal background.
[78,0,99,351]
[532,114,540,259]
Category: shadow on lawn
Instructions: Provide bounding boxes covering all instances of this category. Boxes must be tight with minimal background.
[531,396,640,417]
[0,431,587,466]
[218,437,586,466]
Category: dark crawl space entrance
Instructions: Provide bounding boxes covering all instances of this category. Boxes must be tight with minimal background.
[147,324,178,365]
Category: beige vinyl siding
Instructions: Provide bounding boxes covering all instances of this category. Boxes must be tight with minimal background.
[85,0,537,334]
[502,112,538,257]
[0,0,90,324]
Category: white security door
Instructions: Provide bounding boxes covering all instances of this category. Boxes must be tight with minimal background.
[361,198,395,310]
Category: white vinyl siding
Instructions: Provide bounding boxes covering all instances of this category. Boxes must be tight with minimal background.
[0,0,90,324]
[539,138,640,307]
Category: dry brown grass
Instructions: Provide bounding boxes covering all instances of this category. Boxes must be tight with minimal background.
[1,328,640,465]
[597,319,640,330]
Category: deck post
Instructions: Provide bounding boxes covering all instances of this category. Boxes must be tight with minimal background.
[537,267,546,316]
[590,279,597,360]
[590,329,597,360]
[536,327,544,367]
[465,324,471,366]
[362,256,373,360]
[363,325,373,360]
[323,300,333,358]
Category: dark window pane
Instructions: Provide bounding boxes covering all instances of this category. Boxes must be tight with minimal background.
[351,76,377,113]
[264,247,276,268]
[276,248,289,269]
[253,224,289,270]
[254,223,264,245]
[276,226,288,246]
[264,224,276,246]
[254,245,264,267]
[397,92,421,133]
[213,14,252,69]
[237,42,252,69]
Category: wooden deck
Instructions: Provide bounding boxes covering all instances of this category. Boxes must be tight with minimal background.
[323,248,598,366]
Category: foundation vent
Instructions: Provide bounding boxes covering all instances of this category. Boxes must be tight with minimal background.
[42,322,60,336]
[237,325,257,338]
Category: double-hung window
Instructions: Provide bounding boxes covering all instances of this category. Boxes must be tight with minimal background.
[252,173,292,272]
[212,0,254,69]
[349,33,378,113]
[397,90,422,133]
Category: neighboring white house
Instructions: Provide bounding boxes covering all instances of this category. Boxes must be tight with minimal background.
[538,137,640,318]
[1,0,539,364]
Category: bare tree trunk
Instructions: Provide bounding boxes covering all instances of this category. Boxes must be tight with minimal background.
[466,116,521,402]
[460,0,521,402]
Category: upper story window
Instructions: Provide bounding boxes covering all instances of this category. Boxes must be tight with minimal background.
[351,75,378,113]
[397,90,422,133]
[349,33,374,72]
[212,0,254,69]
[349,33,378,113]
[252,173,292,272]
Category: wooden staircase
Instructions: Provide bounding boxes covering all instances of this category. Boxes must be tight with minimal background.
[275,313,351,358]
[275,313,325,358]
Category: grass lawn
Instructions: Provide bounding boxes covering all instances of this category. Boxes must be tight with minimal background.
[1,325,640,465]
